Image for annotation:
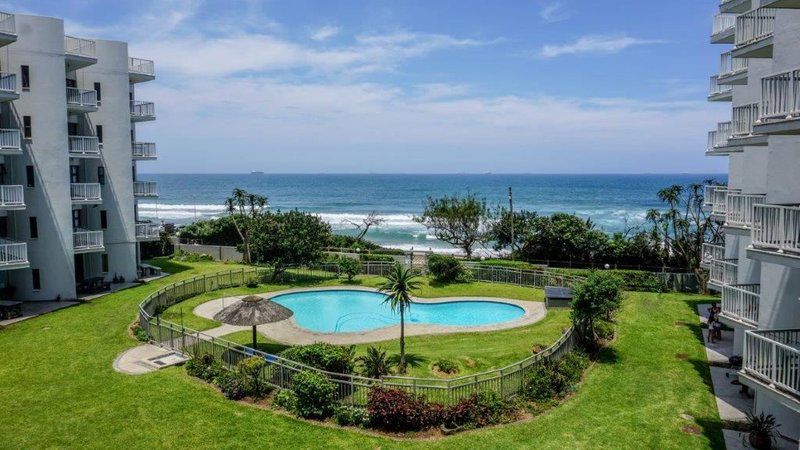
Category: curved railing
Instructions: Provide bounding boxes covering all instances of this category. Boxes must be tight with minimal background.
[138,264,581,405]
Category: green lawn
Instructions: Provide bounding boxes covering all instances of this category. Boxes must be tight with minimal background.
[0,259,724,449]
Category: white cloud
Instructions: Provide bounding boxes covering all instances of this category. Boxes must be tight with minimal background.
[310,25,341,42]
[538,35,664,58]
[540,1,568,23]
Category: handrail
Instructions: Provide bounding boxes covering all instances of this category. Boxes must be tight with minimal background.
[64,35,96,57]
[0,12,15,35]
[760,68,800,122]
[735,8,776,47]
[128,57,155,76]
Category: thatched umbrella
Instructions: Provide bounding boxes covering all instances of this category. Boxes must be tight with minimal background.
[213,295,293,349]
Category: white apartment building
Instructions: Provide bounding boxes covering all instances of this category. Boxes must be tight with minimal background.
[704,0,800,438]
[0,12,159,302]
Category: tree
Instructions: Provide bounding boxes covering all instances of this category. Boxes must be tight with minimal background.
[225,188,268,264]
[486,207,538,253]
[414,194,489,258]
[249,210,332,279]
[571,272,623,352]
[356,346,395,378]
[343,212,386,242]
[338,257,361,282]
[517,213,610,263]
[179,215,240,246]
[379,264,421,373]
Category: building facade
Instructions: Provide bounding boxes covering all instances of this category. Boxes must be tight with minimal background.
[704,0,800,438]
[0,12,158,301]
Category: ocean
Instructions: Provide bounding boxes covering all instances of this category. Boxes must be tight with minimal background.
[138,173,726,251]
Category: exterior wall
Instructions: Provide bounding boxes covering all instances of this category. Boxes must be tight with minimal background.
[737,148,768,194]
[754,394,799,441]
[756,262,800,329]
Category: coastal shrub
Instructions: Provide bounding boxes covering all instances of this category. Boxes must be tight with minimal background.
[432,358,458,375]
[522,360,559,401]
[274,389,298,413]
[171,248,214,262]
[444,391,509,429]
[572,272,624,351]
[279,343,356,374]
[523,351,590,402]
[185,353,221,382]
[595,319,615,341]
[292,370,337,419]
[359,253,396,262]
[237,357,269,397]
[427,254,471,283]
[338,257,361,281]
[367,387,441,431]
[215,370,251,400]
[558,350,590,387]
[356,347,394,378]
[333,405,370,427]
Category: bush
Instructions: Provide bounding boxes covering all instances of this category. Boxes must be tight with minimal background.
[572,272,624,351]
[433,358,458,375]
[171,248,214,262]
[215,370,251,400]
[356,347,394,378]
[595,319,615,341]
[237,357,269,397]
[522,360,559,401]
[523,351,590,402]
[185,353,221,382]
[292,370,337,419]
[359,253,396,262]
[333,405,370,427]
[338,257,361,281]
[549,268,669,293]
[427,254,471,282]
[367,387,441,431]
[444,391,509,429]
[274,389,298,412]
[558,350,590,387]
[279,343,356,374]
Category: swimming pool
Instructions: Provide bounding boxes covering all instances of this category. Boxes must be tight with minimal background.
[269,290,526,333]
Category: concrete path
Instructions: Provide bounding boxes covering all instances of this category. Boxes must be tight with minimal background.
[113,344,189,375]
[723,429,796,450]
[0,301,78,327]
[194,286,547,345]
[697,303,735,365]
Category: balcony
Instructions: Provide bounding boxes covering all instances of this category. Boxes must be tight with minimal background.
[133,181,158,198]
[130,101,155,122]
[0,239,28,270]
[136,223,162,241]
[70,183,102,204]
[742,329,800,404]
[709,258,738,290]
[754,68,800,135]
[0,12,16,47]
[720,0,753,14]
[760,0,800,9]
[132,142,157,160]
[73,229,104,254]
[0,72,19,102]
[708,76,733,102]
[64,36,97,71]
[708,186,737,219]
[750,204,800,265]
[725,192,766,228]
[128,57,155,83]
[733,8,776,58]
[717,51,749,85]
[66,87,98,113]
[0,185,24,210]
[711,13,736,44]
[0,128,21,155]
[721,283,760,326]
[729,103,768,147]
[701,242,725,269]
[68,135,100,158]
[707,121,738,155]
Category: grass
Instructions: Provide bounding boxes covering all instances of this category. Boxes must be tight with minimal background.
[0,259,724,449]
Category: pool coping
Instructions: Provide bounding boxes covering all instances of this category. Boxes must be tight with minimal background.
[193,286,547,346]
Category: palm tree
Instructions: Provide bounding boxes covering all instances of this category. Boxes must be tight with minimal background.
[225,188,267,264]
[379,264,421,373]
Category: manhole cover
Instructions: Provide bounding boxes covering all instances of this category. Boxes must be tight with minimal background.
[147,352,188,368]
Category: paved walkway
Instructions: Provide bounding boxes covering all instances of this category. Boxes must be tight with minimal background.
[113,344,189,375]
[194,286,548,345]
[0,301,79,327]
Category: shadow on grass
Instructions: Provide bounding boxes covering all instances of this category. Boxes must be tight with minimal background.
[145,257,195,276]
[388,352,427,369]
[427,279,471,289]
[252,341,292,354]
[595,345,619,364]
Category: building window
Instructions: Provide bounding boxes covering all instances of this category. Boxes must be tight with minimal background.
[25,165,34,188]
[69,165,79,184]
[72,210,81,229]
[21,65,30,89]
[94,82,101,102]
[31,269,41,291]
[29,217,38,239]
[96,125,103,143]
[100,210,107,229]
[23,116,32,138]
[101,254,109,273]
[98,166,105,186]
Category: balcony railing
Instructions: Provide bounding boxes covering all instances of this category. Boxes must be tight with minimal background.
[0,128,20,151]
[743,329,800,399]
[73,229,103,251]
[721,284,760,325]
[68,135,100,157]
[702,242,726,266]
[712,13,736,36]
[0,185,24,208]
[70,183,102,203]
[66,87,97,109]
[751,204,800,255]
[0,72,16,94]
[136,223,162,240]
[732,103,759,136]
[709,76,733,98]
[735,8,776,47]
[130,101,155,119]
[760,68,800,122]
[710,258,738,286]
[708,121,732,150]
[719,51,749,77]
[132,142,156,159]
[64,36,96,58]
[128,57,155,76]
[710,186,735,216]
[133,181,158,197]
[0,239,27,267]
[0,12,15,35]
[726,192,766,228]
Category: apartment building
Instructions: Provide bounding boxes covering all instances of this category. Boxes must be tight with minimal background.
[704,0,800,438]
[0,12,159,302]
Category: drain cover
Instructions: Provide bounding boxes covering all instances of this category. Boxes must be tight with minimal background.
[147,352,188,368]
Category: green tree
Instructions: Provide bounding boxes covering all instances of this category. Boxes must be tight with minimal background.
[338,257,361,282]
[356,347,395,378]
[518,213,610,263]
[249,210,332,279]
[225,188,268,264]
[571,272,623,352]
[414,194,488,258]
[179,216,240,247]
[379,264,421,373]
[486,207,538,254]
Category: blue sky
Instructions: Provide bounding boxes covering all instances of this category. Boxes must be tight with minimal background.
[8,0,728,173]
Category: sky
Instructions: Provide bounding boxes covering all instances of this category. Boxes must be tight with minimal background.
[7,0,729,174]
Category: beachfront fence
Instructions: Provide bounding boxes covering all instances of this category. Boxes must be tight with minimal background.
[139,265,580,405]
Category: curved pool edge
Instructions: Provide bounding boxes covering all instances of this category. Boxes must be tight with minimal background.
[193,286,548,346]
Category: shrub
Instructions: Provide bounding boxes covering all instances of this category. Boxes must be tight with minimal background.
[292,370,337,419]
[595,319,615,341]
[274,389,298,412]
[237,357,269,397]
[333,405,370,427]
[185,353,221,382]
[427,254,471,282]
[523,351,590,402]
[245,279,259,288]
[558,350,590,387]
[367,387,441,431]
[171,248,214,262]
[522,360,559,401]
[444,391,509,429]
[359,253,396,262]
[279,343,356,374]
[338,257,361,282]
[215,370,251,400]
[356,347,394,378]
[433,358,458,375]
[572,272,624,351]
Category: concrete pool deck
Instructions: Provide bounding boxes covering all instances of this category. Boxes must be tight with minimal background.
[193,286,547,345]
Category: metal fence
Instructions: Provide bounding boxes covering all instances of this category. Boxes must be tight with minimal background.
[139,265,579,405]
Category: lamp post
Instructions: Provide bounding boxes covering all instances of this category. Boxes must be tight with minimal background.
[508,187,514,260]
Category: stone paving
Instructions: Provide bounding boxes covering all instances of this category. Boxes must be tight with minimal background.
[113,344,188,375]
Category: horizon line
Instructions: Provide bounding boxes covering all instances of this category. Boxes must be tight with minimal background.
[137,171,728,176]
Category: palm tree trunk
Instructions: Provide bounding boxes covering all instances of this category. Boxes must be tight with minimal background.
[400,307,406,373]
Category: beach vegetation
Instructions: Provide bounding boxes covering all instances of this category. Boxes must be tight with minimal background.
[379,264,421,373]
[224,188,268,264]
[427,254,471,283]
[249,210,332,279]
[415,193,489,258]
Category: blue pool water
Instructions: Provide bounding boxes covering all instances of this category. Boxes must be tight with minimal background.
[269,290,525,333]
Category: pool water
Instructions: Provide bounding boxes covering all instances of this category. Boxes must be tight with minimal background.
[269,290,525,333]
